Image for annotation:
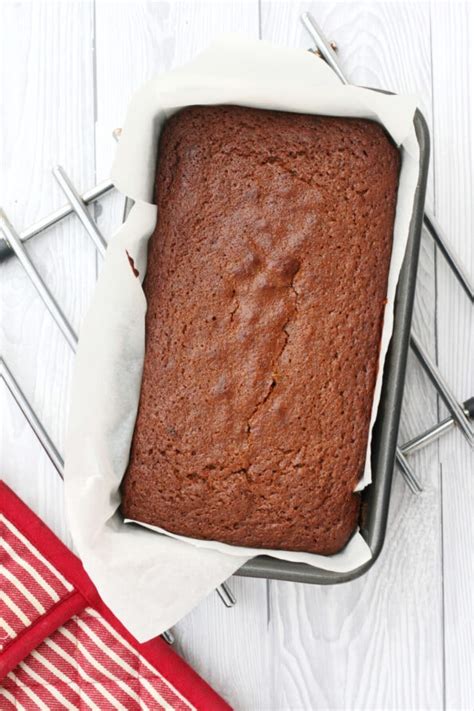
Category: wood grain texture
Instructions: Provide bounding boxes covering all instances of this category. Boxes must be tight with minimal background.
[431,3,473,708]
[174,576,271,710]
[261,2,443,709]
[0,0,97,543]
[94,0,261,181]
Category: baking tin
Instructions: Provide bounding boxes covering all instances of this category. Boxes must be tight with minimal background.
[237,108,430,584]
[121,106,429,585]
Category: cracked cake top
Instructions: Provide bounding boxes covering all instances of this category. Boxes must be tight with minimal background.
[121,105,400,555]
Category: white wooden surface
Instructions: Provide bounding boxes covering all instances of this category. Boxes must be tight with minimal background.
[1,2,472,709]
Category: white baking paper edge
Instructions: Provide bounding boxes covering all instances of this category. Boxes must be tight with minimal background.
[64,36,420,642]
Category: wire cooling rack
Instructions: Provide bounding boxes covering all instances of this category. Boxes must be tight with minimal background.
[1,13,473,625]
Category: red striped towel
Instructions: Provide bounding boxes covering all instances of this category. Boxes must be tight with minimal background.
[0,481,231,710]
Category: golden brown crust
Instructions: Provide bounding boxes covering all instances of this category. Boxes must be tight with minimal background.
[121,105,400,555]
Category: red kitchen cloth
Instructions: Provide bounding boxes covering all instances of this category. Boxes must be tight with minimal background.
[0,481,231,710]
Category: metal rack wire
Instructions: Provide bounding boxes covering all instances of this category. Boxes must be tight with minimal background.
[1,13,472,629]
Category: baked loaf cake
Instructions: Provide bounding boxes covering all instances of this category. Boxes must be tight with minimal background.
[121,105,400,555]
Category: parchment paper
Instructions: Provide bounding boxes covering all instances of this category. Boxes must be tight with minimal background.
[65,36,420,642]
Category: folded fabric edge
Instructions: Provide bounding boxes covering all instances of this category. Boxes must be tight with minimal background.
[0,590,85,680]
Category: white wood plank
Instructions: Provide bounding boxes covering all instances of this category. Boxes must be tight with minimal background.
[174,576,271,710]
[0,0,97,543]
[431,3,473,708]
[261,2,443,708]
[94,0,263,182]
[93,4,269,709]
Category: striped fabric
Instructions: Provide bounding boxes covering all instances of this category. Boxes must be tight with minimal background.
[0,482,231,710]
[2,607,191,710]
[0,514,73,647]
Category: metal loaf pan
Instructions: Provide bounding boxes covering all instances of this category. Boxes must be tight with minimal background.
[236,109,430,585]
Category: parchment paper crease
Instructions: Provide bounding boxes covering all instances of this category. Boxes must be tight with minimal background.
[65,36,420,642]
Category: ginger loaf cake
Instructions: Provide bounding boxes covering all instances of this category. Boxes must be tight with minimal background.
[121,105,400,555]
